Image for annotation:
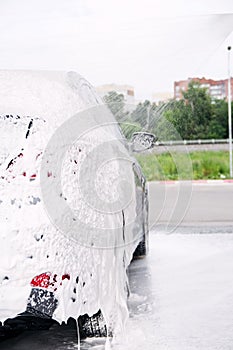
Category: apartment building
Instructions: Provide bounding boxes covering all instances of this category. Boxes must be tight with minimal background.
[174,77,233,101]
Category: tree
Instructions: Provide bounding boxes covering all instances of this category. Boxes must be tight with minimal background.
[182,81,213,139]
[103,91,128,122]
[208,99,229,139]
[158,100,190,140]
[163,81,213,140]
[104,85,231,141]
[104,91,136,139]
[130,100,168,132]
[131,100,151,128]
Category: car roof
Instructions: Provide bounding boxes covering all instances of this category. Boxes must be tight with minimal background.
[0,70,102,125]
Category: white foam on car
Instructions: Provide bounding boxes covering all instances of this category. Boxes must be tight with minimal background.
[0,70,139,341]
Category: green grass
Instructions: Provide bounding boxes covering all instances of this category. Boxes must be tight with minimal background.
[136,151,230,181]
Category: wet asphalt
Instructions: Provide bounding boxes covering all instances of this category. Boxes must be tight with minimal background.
[1,183,233,349]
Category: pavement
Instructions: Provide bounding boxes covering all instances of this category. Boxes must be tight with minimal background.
[126,232,233,350]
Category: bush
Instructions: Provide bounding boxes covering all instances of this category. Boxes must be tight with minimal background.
[136,151,230,181]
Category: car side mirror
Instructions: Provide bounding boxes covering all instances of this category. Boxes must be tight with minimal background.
[130,132,157,152]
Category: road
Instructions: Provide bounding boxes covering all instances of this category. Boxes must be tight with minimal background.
[148,181,233,230]
[1,183,233,349]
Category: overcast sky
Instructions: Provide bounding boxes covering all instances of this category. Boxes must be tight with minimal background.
[0,0,233,99]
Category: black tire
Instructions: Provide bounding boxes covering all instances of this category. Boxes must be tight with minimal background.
[133,187,149,259]
[0,323,22,342]
[78,310,108,338]
[133,234,147,259]
[0,312,57,342]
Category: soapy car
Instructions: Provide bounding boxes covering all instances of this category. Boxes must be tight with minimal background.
[0,71,155,341]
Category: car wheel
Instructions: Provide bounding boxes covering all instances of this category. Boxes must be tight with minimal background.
[133,187,149,259]
[0,312,57,342]
[78,309,108,338]
[133,234,147,258]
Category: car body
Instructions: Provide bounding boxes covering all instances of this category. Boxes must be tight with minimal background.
[0,70,149,340]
